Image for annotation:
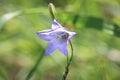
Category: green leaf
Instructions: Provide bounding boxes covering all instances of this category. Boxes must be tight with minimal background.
[0,11,22,29]
[0,7,48,30]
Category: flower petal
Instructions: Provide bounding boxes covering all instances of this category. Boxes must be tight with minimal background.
[58,42,68,56]
[52,19,62,29]
[67,31,76,40]
[45,41,58,55]
[37,29,52,33]
[36,31,51,41]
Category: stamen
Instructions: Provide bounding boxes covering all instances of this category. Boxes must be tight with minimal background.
[61,32,69,39]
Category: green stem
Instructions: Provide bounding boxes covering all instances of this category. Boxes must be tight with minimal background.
[62,40,74,80]
[25,50,45,80]
[68,40,74,65]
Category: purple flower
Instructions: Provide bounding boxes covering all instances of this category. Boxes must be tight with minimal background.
[37,19,76,56]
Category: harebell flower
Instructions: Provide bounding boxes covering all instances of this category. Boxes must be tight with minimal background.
[37,19,76,56]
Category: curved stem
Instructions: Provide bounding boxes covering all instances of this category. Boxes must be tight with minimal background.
[62,40,74,80]
[68,40,74,65]
[25,50,45,80]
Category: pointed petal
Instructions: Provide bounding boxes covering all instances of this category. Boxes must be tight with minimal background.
[52,19,62,29]
[37,29,52,33]
[58,42,68,56]
[36,31,51,41]
[67,31,76,40]
[45,41,58,55]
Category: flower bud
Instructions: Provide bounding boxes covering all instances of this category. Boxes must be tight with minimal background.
[48,3,56,20]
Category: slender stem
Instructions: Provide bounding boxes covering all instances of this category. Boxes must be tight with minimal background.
[62,40,74,80]
[68,40,74,65]
[66,50,69,65]
[25,50,45,80]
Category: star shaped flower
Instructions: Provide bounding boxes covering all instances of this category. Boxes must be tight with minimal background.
[37,19,76,56]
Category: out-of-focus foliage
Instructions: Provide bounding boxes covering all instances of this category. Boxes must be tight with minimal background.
[0,0,120,80]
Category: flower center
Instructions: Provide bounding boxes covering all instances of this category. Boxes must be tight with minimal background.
[60,32,69,39]
[51,31,69,40]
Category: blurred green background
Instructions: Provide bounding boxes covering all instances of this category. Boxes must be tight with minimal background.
[0,0,120,80]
